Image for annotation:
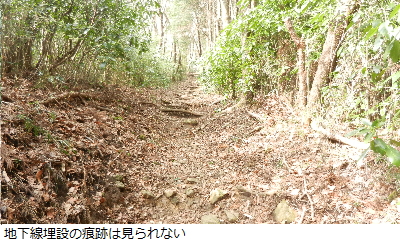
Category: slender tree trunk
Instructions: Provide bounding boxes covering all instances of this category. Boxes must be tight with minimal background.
[158,11,165,53]
[192,13,202,57]
[216,0,222,34]
[220,0,231,29]
[250,0,259,9]
[238,0,258,104]
[284,17,307,108]
[207,0,214,48]
[35,27,57,70]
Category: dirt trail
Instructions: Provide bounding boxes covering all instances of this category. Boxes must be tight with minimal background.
[1,76,399,224]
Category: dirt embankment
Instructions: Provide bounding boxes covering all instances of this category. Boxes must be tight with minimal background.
[1,76,399,224]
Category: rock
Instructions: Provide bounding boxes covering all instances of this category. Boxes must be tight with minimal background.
[236,185,252,197]
[164,189,177,198]
[201,214,220,224]
[0,206,7,216]
[169,196,180,205]
[141,190,155,199]
[183,119,198,126]
[115,181,125,190]
[225,210,239,223]
[187,178,200,184]
[209,188,228,204]
[186,189,195,197]
[272,200,297,224]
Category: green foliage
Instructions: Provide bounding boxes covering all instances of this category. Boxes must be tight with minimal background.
[349,118,400,167]
[17,114,46,137]
[200,31,242,97]
[48,112,57,123]
[56,139,76,155]
[200,0,335,97]
[2,0,173,87]
[112,116,123,121]
[320,2,400,129]
[127,50,176,87]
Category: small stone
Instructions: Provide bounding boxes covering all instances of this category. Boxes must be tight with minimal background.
[141,190,155,199]
[272,200,297,224]
[236,186,252,197]
[115,181,125,190]
[225,210,239,223]
[187,178,200,184]
[170,196,180,205]
[183,119,198,126]
[186,189,195,197]
[201,214,220,224]
[0,206,7,215]
[164,189,177,198]
[209,188,228,204]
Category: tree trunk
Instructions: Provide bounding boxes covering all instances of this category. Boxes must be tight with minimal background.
[216,0,222,34]
[250,0,259,9]
[305,0,359,125]
[238,0,259,104]
[220,0,231,29]
[207,0,214,47]
[35,27,57,70]
[284,17,307,108]
[193,13,202,57]
[158,10,165,53]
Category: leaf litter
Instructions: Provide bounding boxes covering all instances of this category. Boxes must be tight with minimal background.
[0,76,399,224]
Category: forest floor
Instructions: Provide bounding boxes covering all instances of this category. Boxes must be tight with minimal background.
[1,76,400,224]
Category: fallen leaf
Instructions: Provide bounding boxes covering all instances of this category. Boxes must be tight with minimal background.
[36,169,43,182]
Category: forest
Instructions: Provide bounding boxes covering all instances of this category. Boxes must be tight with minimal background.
[0,0,399,224]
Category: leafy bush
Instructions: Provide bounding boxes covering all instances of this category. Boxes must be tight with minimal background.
[2,0,177,88]
[349,118,400,167]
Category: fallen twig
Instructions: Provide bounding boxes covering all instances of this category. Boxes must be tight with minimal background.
[247,111,266,122]
[311,121,369,149]
[298,205,307,224]
[249,125,264,134]
[303,177,315,221]
[41,92,93,106]
[161,108,203,117]
[139,102,159,107]
[96,106,115,113]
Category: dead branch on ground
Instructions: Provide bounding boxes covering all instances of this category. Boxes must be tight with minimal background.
[41,92,94,106]
[311,121,369,149]
[247,111,266,122]
[303,177,315,221]
[298,205,307,224]
[161,108,203,117]
[95,106,115,113]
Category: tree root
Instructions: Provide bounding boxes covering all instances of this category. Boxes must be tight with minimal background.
[161,108,203,117]
[311,121,369,149]
[41,92,94,106]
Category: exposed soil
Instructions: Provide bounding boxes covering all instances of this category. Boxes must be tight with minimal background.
[1,76,399,224]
